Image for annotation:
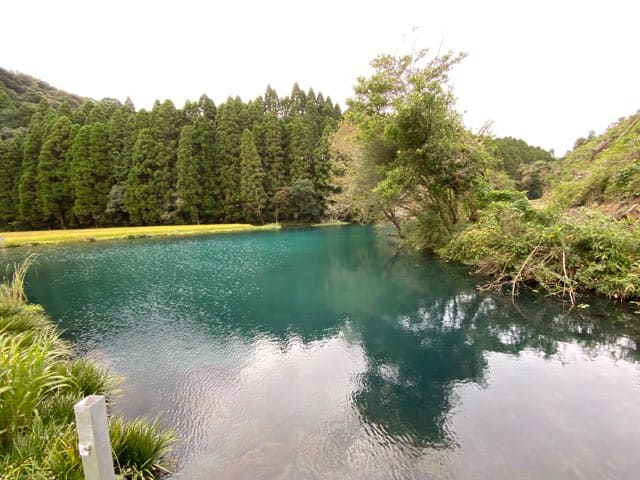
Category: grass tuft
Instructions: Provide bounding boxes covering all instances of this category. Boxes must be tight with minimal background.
[0,258,176,478]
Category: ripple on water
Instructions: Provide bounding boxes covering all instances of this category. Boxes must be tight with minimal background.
[2,227,639,480]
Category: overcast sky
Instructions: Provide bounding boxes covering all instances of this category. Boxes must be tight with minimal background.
[2,0,639,155]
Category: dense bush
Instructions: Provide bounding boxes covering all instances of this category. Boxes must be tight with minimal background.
[0,261,175,479]
[441,192,640,302]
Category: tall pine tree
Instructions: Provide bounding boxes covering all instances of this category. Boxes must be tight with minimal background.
[287,115,314,183]
[36,115,75,228]
[239,129,266,224]
[69,122,111,226]
[18,101,53,228]
[125,100,182,225]
[256,112,285,219]
[176,115,216,224]
[0,134,23,229]
[215,97,245,221]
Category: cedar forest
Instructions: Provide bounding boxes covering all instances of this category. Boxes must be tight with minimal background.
[0,49,638,302]
[0,78,341,229]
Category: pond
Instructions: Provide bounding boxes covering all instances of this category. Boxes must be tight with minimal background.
[2,225,639,479]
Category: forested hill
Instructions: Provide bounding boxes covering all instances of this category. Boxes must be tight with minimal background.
[0,68,342,230]
[0,68,86,139]
[547,111,640,217]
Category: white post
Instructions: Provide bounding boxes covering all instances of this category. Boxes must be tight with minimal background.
[74,395,116,480]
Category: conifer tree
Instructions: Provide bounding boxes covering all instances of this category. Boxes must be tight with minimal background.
[264,85,280,115]
[18,101,52,228]
[0,135,23,229]
[123,101,181,226]
[287,83,307,117]
[287,115,314,183]
[36,115,75,228]
[215,98,245,221]
[239,129,266,223]
[69,122,111,226]
[107,106,135,184]
[124,128,159,224]
[198,94,217,123]
[176,115,216,224]
[256,112,286,218]
[312,123,335,212]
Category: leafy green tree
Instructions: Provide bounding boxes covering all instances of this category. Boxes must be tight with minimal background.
[290,178,320,222]
[344,49,486,247]
[36,115,75,228]
[0,134,23,229]
[489,136,553,182]
[239,129,267,223]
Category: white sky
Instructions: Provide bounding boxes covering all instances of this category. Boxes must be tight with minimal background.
[1,0,639,155]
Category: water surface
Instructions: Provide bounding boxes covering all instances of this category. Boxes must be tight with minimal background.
[2,226,639,479]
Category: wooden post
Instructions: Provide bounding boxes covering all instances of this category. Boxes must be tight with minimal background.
[74,395,116,480]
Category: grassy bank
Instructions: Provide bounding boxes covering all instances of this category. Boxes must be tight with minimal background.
[311,221,351,228]
[0,260,175,479]
[0,223,280,248]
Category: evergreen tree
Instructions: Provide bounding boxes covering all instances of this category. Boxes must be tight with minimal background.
[246,98,265,131]
[312,122,335,212]
[107,106,135,185]
[36,115,75,228]
[287,83,307,117]
[287,115,314,183]
[69,122,111,226]
[239,129,266,223]
[290,178,320,222]
[18,101,52,228]
[0,134,23,229]
[198,94,217,123]
[264,85,280,115]
[215,98,245,221]
[256,112,286,219]
[124,128,161,224]
[148,100,182,222]
[176,115,216,224]
[124,101,181,225]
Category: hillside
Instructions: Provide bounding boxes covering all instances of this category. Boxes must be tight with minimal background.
[0,67,86,139]
[442,110,640,302]
[548,111,640,218]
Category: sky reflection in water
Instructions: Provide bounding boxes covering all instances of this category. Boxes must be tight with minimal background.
[3,226,639,479]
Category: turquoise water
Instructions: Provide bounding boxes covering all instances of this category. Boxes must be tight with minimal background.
[2,226,639,479]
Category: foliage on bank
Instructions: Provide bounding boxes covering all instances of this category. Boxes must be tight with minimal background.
[0,260,175,479]
[440,191,640,301]
[328,48,639,303]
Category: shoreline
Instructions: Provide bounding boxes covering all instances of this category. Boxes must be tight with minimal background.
[0,223,281,248]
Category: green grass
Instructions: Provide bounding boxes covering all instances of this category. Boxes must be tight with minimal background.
[0,260,176,478]
[0,223,281,248]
